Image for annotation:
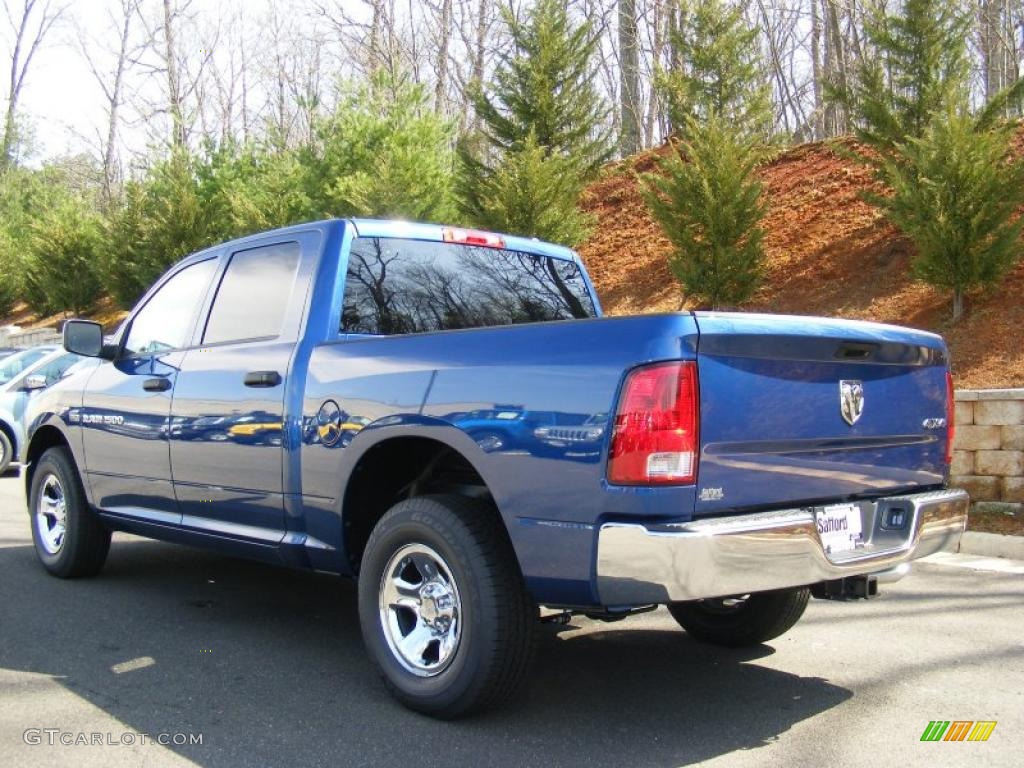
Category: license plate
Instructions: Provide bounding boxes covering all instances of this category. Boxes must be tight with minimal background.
[815,503,863,554]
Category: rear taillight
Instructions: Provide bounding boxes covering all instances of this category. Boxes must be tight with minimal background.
[608,361,699,485]
[945,370,955,465]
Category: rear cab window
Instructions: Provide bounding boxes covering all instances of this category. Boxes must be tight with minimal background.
[203,242,301,345]
[341,237,596,335]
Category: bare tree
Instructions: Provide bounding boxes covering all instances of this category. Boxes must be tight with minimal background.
[2,0,64,168]
[821,0,849,136]
[129,0,215,151]
[78,0,139,202]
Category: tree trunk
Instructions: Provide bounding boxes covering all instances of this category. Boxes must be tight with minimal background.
[981,1,1002,102]
[370,0,383,70]
[102,2,134,203]
[821,0,848,136]
[811,0,824,139]
[618,0,641,156]
[435,0,452,113]
[952,288,965,322]
[162,0,186,149]
[644,0,665,148]
[470,0,489,132]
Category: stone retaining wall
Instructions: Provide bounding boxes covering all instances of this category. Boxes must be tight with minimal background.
[0,327,62,348]
[952,389,1024,506]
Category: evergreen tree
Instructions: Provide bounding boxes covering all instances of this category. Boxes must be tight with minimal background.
[875,112,1024,321]
[308,71,457,222]
[644,0,769,308]
[641,113,766,309]
[0,166,36,314]
[24,197,104,316]
[468,0,611,176]
[460,132,593,246]
[830,0,970,152]
[104,150,221,307]
[658,0,772,139]
[458,0,610,245]
[829,0,1024,320]
[199,140,313,237]
[0,232,17,316]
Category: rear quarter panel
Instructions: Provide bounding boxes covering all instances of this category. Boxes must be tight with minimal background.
[299,314,700,605]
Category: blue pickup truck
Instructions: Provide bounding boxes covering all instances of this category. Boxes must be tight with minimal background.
[23,219,968,717]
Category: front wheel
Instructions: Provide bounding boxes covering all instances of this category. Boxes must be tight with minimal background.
[667,587,810,647]
[357,495,535,718]
[0,429,13,474]
[29,446,111,578]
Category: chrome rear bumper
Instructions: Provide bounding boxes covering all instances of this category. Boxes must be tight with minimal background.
[596,488,968,606]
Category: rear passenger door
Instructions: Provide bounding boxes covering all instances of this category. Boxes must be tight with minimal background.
[169,236,314,545]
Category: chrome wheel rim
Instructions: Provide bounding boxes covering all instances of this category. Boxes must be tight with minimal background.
[35,473,67,555]
[378,543,462,677]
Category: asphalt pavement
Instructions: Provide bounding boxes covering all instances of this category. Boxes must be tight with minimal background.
[1,471,1021,768]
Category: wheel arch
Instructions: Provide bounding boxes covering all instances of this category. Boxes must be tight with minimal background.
[24,423,75,501]
[338,425,512,576]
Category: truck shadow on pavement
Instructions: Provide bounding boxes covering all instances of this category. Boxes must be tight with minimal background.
[0,535,852,768]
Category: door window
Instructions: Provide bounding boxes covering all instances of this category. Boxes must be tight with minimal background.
[124,258,217,356]
[203,242,301,345]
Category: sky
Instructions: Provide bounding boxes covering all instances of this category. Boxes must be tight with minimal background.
[2,0,266,163]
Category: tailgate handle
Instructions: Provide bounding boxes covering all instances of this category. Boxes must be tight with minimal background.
[835,342,877,361]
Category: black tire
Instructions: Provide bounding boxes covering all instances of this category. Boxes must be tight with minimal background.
[0,428,12,474]
[667,587,811,647]
[357,494,536,718]
[29,446,111,578]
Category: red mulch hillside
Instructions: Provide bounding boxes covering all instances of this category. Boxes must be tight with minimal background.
[578,136,1024,389]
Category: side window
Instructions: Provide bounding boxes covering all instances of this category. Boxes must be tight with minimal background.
[124,259,218,356]
[203,242,301,345]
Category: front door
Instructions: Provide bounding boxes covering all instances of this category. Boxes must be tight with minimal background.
[169,239,307,544]
[81,257,219,523]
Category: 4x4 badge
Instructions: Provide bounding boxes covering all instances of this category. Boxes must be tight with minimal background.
[840,380,864,426]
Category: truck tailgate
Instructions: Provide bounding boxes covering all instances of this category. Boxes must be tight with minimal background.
[694,312,951,516]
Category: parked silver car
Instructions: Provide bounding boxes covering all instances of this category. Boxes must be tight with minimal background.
[0,347,83,473]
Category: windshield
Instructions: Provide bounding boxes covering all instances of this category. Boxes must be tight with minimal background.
[341,237,597,335]
[0,347,52,385]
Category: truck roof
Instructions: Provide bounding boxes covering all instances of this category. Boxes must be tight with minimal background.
[179,218,580,268]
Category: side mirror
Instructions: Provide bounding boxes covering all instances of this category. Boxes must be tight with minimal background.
[63,320,108,358]
[22,374,47,391]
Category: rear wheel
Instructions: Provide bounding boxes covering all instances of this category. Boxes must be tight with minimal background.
[667,587,810,647]
[357,494,535,718]
[29,446,111,578]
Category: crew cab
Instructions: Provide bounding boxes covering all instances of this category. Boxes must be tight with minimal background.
[22,219,968,718]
